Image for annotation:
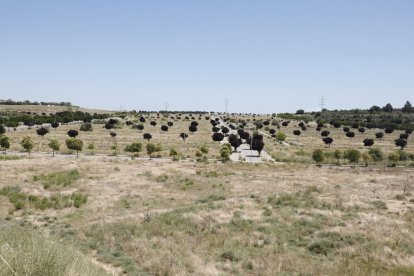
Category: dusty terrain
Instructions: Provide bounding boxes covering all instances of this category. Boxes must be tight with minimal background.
[1,155,414,275]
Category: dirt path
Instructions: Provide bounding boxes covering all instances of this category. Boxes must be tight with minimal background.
[213,116,274,163]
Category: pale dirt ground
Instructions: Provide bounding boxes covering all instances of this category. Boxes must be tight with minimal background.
[1,155,414,275]
[1,111,414,275]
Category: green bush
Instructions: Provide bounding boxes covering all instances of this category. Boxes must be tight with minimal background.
[388,152,400,164]
[220,145,231,161]
[124,142,142,155]
[276,132,287,142]
[399,150,410,161]
[312,149,324,164]
[80,123,93,131]
[368,148,384,162]
[344,149,361,164]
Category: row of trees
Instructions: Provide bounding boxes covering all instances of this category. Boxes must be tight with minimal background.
[312,147,414,166]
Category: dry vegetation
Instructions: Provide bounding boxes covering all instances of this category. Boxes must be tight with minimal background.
[1,108,414,275]
[1,155,414,275]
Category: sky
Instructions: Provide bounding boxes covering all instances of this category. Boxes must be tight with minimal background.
[0,0,413,113]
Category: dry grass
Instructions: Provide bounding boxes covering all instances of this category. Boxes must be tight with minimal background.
[1,156,414,275]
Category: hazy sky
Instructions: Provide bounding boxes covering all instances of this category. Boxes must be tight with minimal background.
[1,1,413,113]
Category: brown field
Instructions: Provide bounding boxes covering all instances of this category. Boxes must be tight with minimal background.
[1,156,414,275]
[1,111,414,275]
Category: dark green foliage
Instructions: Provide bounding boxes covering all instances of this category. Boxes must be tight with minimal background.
[66,138,83,156]
[180,132,188,142]
[212,132,224,142]
[80,123,93,131]
[36,127,49,136]
[124,142,142,155]
[293,130,301,136]
[395,139,408,150]
[312,149,324,163]
[346,132,355,138]
[322,137,333,147]
[321,130,330,137]
[67,130,79,138]
[143,133,152,141]
[363,139,374,147]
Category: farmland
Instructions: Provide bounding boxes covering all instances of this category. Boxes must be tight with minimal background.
[1,104,414,275]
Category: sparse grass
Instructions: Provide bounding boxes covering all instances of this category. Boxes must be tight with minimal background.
[33,169,80,189]
[1,151,414,275]
[0,185,87,212]
[179,177,194,190]
[0,224,107,276]
[0,155,20,161]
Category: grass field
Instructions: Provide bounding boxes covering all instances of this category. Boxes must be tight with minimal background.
[1,109,414,275]
[1,156,414,275]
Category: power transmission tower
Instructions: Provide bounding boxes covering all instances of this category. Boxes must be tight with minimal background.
[319,97,325,111]
[165,102,169,112]
[225,98,229,114]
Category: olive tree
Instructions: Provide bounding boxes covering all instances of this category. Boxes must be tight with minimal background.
[48,139,60,157]
[220,145,231,162]
[0,135,10,154]
[66,138,83,157]
[276,132,286,142]
[80,123,93,131]
[124,142,142,156]
[146,143,162,158]
[312,149,324,164]
[21,136,34,155]
[344,149,361,165]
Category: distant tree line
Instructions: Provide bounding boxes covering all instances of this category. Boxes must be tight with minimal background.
[0,111,110,127]
[0,99,73,106]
